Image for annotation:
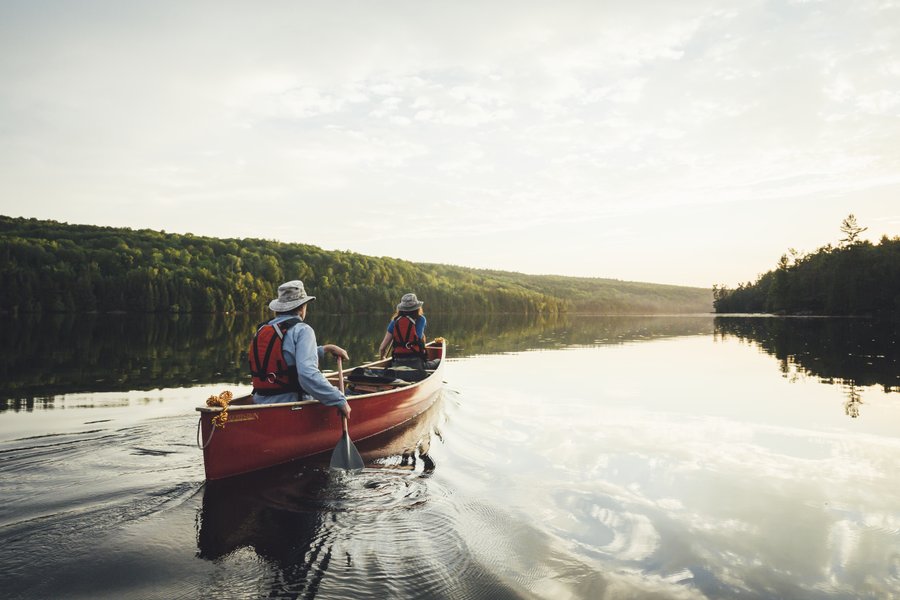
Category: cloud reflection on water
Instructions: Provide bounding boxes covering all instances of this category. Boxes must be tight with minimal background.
[448,339,900,598]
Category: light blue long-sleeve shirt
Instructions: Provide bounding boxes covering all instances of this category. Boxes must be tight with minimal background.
[252,315,347,408]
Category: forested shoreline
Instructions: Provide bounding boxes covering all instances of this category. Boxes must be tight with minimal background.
[0,216,711,315]
[713,222,900,316]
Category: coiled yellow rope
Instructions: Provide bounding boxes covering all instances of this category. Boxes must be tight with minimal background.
[206,390,233,429]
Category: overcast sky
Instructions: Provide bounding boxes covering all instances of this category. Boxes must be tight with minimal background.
[1,0,898,287]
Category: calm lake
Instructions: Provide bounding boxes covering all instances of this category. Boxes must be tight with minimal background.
[1,313,899,599]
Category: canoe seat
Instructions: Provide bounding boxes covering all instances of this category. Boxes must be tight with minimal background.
[348,366,431,384]
[348,367,398,384]
[345,377,415,395]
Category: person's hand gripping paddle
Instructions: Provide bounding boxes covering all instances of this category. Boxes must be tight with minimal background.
[329,357,364,470]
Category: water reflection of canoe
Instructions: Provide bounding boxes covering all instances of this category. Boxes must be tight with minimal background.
[196,340,446,480]
[197,393,446,560]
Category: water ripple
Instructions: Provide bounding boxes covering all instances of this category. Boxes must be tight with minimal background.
[265,468,432,513]
[196,462,518,599]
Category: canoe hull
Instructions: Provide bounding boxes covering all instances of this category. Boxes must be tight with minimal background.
[197,341,445,480]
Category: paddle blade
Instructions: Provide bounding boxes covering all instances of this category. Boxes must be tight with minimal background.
[330,431,365,471]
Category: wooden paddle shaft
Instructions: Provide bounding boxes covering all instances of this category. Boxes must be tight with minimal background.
[337,356,348,434]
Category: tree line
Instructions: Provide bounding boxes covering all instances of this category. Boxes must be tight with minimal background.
[0,215,711,315]
[713,215,900,316]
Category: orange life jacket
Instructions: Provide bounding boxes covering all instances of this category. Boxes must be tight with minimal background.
[392,315,426,357]
[248,318,305,396]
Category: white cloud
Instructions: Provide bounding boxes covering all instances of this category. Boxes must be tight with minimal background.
[0,0,898,286]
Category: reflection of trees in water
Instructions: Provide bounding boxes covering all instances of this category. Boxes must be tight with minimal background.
[1,312,714,406]
[0,312,387,407]
[714,317,899,417]
[429,312,714,357]
[844,384,863,419]
[0,312,255,406]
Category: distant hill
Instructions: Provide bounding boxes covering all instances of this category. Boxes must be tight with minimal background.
[0,215,711,315]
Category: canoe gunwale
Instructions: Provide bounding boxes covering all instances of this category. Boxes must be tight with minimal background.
[194,375,433,414]
[195,341,445,414]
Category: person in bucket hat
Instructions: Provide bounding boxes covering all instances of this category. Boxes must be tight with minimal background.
[378,293,438,370]
[249,280,350,417]
[267,279,317,312]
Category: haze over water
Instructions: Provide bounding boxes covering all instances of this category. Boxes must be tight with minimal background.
[1,313,898,599]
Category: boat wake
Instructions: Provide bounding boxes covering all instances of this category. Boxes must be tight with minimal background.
[196,461,519,599]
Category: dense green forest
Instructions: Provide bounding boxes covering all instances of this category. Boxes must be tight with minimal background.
[713,217,900,315]
[0,216,711,315]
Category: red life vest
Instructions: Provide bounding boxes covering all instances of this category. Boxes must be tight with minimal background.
[392,315,426,357]
[248,318,305,396]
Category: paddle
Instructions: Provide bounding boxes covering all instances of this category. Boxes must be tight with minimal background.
[329,356,364,471]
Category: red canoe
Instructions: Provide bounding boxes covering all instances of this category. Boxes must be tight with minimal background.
[196,340,446,480]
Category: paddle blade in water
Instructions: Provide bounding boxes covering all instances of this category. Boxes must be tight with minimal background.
[330,368,363,470]
[330,432,364,470]
[330,431,364,471]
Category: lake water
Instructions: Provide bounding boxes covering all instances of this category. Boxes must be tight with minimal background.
[1,313,898,599]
